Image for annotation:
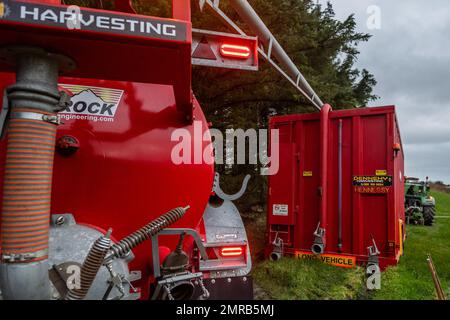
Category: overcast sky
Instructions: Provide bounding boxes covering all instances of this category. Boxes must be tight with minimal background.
[319,0,450,183]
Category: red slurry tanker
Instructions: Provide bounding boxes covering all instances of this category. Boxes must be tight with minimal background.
[0,0,325,301]
[0,0,262,300]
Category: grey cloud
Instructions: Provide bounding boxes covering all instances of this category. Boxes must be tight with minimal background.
[321,0,450,182]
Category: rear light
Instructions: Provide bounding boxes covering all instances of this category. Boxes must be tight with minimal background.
[219,246,244,257]
[220,44,251,59]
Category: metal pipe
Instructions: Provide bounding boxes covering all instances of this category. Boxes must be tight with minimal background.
[107,206,190,260]
[311,104,332,254]
[228,0,323,109]
[270,235,283,261]
[270,252,281,261]
[317,104,332,252]
[0,46,72,300]
[320,104,331,228]
[338,119,343,252]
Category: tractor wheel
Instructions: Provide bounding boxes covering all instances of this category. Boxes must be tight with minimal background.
[423,206,435,226]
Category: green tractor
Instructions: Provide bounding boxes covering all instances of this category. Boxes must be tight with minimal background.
[404,177,436,226]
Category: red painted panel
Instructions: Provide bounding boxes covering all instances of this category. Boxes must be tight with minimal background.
[268,142,296,226]
[362,194,388,253]
[297,120,321,250]
[172,0,191,22]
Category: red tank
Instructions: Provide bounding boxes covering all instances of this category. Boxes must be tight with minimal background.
[267,106,405,269]
[0,72,215,297]
[0,0,253,301]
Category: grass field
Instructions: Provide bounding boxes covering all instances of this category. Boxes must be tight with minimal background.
[251,190,450,300]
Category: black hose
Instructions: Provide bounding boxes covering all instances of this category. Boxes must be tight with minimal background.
[108,206,189,259]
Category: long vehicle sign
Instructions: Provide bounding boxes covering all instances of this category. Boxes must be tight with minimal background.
[0,0,187,41]
[295,251,356,269]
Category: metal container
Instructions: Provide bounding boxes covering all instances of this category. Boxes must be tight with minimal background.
[267,105,405,268]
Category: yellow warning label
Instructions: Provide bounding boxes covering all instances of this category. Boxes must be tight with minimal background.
[398,219,404,257]
[376,170,387,176]
[295,251,356,269]
[303,171,313,177]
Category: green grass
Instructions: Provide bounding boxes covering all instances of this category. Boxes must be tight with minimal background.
[254,258,366,300]
[373,190,450,300]
[434,189,450,216]
[252,190,450,300]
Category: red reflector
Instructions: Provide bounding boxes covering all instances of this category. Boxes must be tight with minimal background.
[220,44,251,59]
[220,247,244,257]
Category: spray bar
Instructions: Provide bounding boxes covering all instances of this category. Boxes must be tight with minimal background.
[200,0,323,110]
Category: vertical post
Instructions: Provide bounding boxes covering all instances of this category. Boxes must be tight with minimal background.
[427,254,446,300]
[311,104,331,255]
[172,0,191,21]
[319,104,331,241]
[338,119,343,252]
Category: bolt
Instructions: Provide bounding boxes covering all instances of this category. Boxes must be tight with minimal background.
[227,278,232,283]
[243,277,247,282]
[211,279,216,284]
[55,216,65,226]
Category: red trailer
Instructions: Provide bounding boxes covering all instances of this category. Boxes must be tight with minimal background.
[267,105,405,269]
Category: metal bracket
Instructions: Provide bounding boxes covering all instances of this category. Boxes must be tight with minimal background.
[199,0,322,110]
[151,271,208,300]
[151,228,209,279]
[213,172,250,201]
[103,262,141,300]
[0,89,10,138]
[313,222,326,239]
[10,111,60,125]
[311,222,326,254]
[48,261,82,299]
[51,213,77,227]
[1,249,48,263]
[270,232,284,261]
[367,236,380,266]
[56,90,72,112]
